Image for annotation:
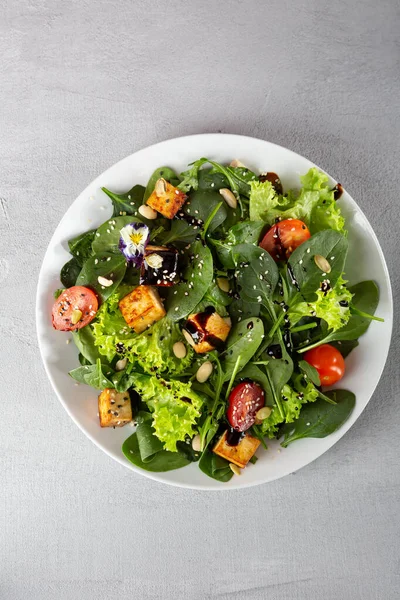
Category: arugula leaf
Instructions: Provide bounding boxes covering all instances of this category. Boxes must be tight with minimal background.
[69,359,114,389]
[279,389,355,447]
[92,215,145,254]
[76,252,126,301]
[298,359,321,386]
[221,318,264,381]
[68,230,96,265]
[167,240,213,320]
[287,230,348,300]
[101,184,146,218]
[198,450,233,482]
[144,167,180,201]
[231,243,279,304]
[60,257,81,288]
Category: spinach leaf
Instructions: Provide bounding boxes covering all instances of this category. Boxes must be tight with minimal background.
[298,359,321,386]
[92,215,145,254]
[72,326,103,365]
[78,353,91,366]
[69,359,114,389]
[68,230,96,265]
[122,412,192,472]
[211,220,265,269]
[198,449,233,482]
[221,318,264,381]
[280,389,355,447]
[186,190,227,232]
[226,166,258,196]
[101,184,146,217]
[232,243,279,304]
[167,240,213,320]
[159,219,198,245]
[228,297,261,320]
[198,168,228,191]
[331,339,359,358]
[76,252,126,301]
[144,167,180,201]
[287,230,348,300]
[60,257,81,288]
[298,281,379,352]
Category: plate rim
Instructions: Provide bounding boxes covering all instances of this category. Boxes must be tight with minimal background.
[36,132,393,490]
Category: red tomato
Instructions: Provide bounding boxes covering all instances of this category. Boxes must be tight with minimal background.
[227,381,265,432]
[260,218,311,261]
[304,344,345,386]
[52,286,99,331]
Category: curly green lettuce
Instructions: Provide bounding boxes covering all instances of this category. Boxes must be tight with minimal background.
[249,168,345,234]
[91,293,193,375]
[131,374,203,452]
[289,276,353,331]
[260,376,319,438]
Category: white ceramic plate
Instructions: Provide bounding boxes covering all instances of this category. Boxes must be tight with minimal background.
[36,134,393,490]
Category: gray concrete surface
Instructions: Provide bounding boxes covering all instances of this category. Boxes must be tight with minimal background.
[1,0,399,598]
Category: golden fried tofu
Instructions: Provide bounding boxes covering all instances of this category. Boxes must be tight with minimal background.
[183,311,231,353]
[119,285,166,333]
[98,389,132,427]
[213,431,261,468]
[146,177,187,219]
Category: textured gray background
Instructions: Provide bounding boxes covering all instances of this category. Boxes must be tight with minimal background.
[1,0,399,598]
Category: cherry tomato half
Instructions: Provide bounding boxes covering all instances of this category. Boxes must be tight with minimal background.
[52,286,99,331]
[260,218,311,261]
[227,381,265,432]
[304,344,345,386]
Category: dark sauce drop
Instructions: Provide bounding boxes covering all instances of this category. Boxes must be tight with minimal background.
[287,263,301,292]
[339,300,349,307]
[333,183,344,200]
[226,428,244,447]
[183,307,225,349]
[267,344,282,359]
[247,321,254,330]
[259,172,283,195]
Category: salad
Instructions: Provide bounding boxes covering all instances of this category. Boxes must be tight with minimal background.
[51,157,382,482]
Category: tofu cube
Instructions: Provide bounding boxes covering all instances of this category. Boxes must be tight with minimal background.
[119,285,166,333]
[213,430,261,468]
[146,178,187,219]
[140,245,179,287]
[183,310,231,354]
[98,389,132,427]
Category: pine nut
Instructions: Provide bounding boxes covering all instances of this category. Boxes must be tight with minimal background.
[191,434,201,452]
[173,341,187,359]
[196,361,213,383]
[115,358,128,371]
[139,204,158,220]
[97,276,113,287]
[216,277,230,293]
[256,406,272,420]
[155,178,167,195]
[229,159,246,168]
[229,463,242,476]
[182,329,196,347]
[219,188,237,209]
[314,254,331,273]
[71,309,82,325]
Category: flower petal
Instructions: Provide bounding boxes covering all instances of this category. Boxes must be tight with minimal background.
[119,222,150,266]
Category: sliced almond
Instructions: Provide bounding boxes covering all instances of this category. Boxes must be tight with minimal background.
[314,254,332,273]
[229,463,242,476]
[216,277,230,293]
[97,275,113,287]
[196,361,213,383]
[173,341,187,359]
[219,188,237,209]
[155,178,167,196]
[115,358,128,371]
[139,204,158,220]
[71,309,82,325]
[191,434,201,452]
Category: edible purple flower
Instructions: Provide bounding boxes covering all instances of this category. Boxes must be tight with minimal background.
[119,222,150,267]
